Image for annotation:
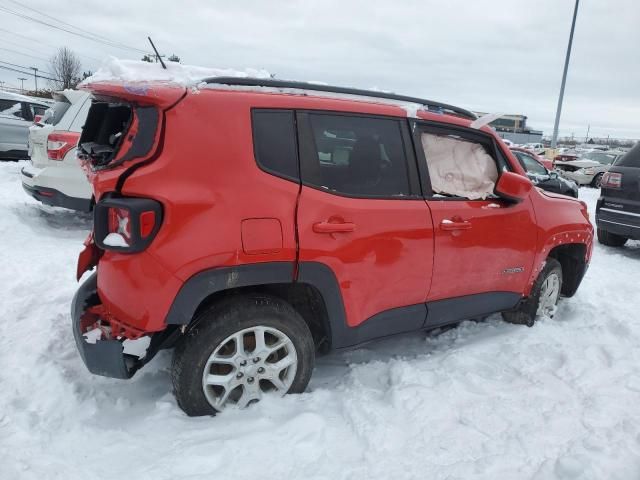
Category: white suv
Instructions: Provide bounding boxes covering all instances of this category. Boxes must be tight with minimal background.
[21,90,93,211]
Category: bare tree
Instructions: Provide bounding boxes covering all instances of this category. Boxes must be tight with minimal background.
[49,47,82,90]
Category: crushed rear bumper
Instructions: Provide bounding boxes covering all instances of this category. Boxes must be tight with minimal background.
[71,273,135,379]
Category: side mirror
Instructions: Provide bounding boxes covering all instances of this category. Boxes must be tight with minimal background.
[495,171,533,202]
[549,171,558,179]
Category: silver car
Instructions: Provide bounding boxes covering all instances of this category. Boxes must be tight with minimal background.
[555,151,626,187]
[0,91,51,160]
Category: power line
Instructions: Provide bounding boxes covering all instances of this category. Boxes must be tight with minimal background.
[0,4,152,55]
[0,28,102,63]
[5,0,119,46]
[0,64,57,82]
[0,60,55,77]
[0,46,49,62]
[0,34,54,57]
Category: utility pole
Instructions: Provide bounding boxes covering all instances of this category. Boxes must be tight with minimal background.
[18,77,27,93]
[30,67,38,92]
[585,124,590,142]
[551,0,580,149]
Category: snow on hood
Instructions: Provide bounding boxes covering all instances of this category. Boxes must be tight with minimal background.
[556,159,600,168]
[82,56,271,87]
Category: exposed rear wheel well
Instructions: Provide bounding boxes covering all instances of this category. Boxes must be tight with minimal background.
[191,282,331,353]
[548,243,588,297]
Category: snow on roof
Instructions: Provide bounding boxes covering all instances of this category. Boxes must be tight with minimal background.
[82,56,271,87]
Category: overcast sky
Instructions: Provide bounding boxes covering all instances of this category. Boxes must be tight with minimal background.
[1,0,638,139]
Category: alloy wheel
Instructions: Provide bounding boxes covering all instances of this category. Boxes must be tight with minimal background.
[536,272,560,317]
[201,326,298,410]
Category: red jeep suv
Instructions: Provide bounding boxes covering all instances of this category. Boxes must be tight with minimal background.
[72,78,593,415]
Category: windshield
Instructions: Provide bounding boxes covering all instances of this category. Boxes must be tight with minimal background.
[582,152,617,165]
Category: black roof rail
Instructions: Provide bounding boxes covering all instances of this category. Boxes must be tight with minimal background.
[203,77,477,120]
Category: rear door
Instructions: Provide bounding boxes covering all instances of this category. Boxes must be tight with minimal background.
[414,122,538,326]
[296,111,434,337]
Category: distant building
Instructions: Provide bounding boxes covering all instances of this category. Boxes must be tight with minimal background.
[474,112,543,144]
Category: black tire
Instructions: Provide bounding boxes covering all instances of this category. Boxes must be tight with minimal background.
[597,227,628,247]
[502,258,563,327]
[591,172,604,188]
[172,295,315,416]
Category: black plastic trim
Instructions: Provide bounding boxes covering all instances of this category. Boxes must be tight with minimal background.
[425,292,522,328]
[204,77,477,120]
[117,106,159,163]
[165,262,296,325]
[93,194,163,253]
[22,182,92,212]
[297,262,524,349]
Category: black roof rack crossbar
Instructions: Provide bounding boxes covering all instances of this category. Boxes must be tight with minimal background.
[203,77,477,120]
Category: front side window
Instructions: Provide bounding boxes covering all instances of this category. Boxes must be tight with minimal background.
[420,132,499,200]
[302,113,411,197]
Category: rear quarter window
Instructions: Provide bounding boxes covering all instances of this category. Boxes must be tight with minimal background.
[44,101,71,126]
[251,109,299,181]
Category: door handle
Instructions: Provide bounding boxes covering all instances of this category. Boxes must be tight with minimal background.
[440,219,472,231]
[313,221,356,234]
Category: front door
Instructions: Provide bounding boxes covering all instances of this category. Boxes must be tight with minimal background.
[296,111,434,339]
[414,122,538,324]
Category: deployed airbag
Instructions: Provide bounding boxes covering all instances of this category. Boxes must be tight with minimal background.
[421,133,498,200]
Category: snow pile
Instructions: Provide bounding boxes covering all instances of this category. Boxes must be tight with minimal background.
[83,56,271,86]
[1,160,640,479]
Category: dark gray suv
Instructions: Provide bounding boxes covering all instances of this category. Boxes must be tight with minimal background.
[596,143,640,246]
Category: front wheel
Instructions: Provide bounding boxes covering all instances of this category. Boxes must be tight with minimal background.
[502,258,563,327]
[591,172,604,188]
[172,295,315,416]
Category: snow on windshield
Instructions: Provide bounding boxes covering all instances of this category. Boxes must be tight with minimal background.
[82,56,271,87]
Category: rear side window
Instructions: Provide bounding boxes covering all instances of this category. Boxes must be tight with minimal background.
[0,99,22,118]
[44,100,71,126]
[615,143,640,168]
[302,113,412,198]
[252,110,299,181]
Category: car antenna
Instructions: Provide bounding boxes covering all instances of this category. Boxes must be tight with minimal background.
[147,36,167,70]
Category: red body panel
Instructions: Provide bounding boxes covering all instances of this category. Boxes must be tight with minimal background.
[297,187,434,327]
[426,197,538,300]
[77,83,593,339]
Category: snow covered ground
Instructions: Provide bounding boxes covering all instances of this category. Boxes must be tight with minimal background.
[1,159,640,480]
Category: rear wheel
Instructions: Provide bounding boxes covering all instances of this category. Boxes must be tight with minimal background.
[502,258,562,327]
[597,227,628,247]
[591,172,604,188]
[172,295,315,416]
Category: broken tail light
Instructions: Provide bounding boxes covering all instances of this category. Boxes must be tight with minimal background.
[601,172,622,189]
[94,195,163,253]
[47,131,81,161]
